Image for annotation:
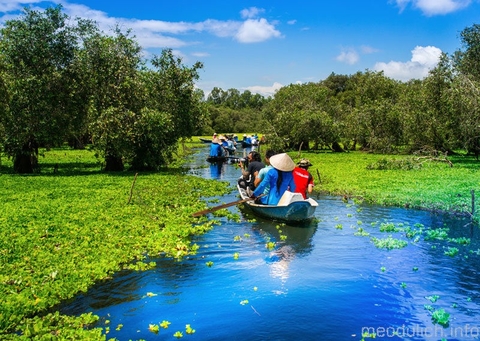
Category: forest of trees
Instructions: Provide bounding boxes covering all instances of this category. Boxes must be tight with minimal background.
[0,6,208,173]
[0,6,479,173]
[207,35,480,156]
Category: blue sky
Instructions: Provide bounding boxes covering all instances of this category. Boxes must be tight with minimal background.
[0,0,479,97]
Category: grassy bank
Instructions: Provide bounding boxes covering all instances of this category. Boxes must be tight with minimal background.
[294,151,480,217]
[0,144,230,339]
[1,142,479,339]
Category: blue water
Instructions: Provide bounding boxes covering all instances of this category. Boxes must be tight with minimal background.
[59,147,480,340]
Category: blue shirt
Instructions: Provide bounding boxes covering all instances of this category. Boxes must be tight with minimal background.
[209,143,224,157]
[253,168,296,205]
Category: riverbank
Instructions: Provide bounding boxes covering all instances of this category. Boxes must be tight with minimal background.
[0,143,478,339]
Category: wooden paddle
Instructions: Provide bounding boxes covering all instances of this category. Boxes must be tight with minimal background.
[192,194,264,217]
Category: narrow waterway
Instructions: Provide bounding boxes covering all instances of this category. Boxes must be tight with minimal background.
[59,146,480,341]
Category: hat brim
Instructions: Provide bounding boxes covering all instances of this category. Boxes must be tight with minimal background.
[270,153,295,172]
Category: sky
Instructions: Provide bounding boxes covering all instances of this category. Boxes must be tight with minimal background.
[0,0,479,97]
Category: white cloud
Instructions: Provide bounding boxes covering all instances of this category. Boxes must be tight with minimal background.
[287,19,296,25]
[336,49,360,65]
[360,45,379,54]
[240,7,264,19]
[374,45,442,81]
[191,52,210,57]
[235,18,281,43]
[244,82,283,97]
[393,0,471,15]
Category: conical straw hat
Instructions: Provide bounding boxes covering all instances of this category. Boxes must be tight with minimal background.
[269,153,295,172]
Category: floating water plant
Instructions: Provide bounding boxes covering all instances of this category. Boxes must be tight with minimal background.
[233,252,239,260]
[400,282,407,288]
[206,261,214,267]
[444,247,459,257]
[379,222,398,232]
[412,267,419,271]
[380,266,386,272]
[280,235,287,241]
[240,300,249,305]
[115,324,123,331]
[149,324,160,334]
[424,228,449,241]
[426,295,440,303]
[185,324,195,334]
[146,292,157,297]
[431,309,450,327]
[371,236,408,250]
[335,224,343,230]
[449,237,470,245]
[160,320,171,329]
[266,242,276,250]
[354,228,370,237]
[173,331,184,338]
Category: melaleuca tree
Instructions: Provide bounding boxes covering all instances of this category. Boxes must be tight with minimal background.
[78,27,144,171]
[0,6,94,173]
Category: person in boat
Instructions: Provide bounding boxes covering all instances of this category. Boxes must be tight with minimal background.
[209,137,225,158]
[221,135,235,154]
[253,149,277,194]
[212,132,218,140]
[238,151,264,191]
[250,153,296,205]
[293,158,314,199]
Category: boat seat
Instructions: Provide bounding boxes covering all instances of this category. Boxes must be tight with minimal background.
[277,191,305,206]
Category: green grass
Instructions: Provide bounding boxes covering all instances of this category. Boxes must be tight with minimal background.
[1,142,479,339]
[290,151,480,217]
[0,145,230,339]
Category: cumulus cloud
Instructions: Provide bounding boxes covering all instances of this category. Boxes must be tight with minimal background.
[393,0,471,16]
[240,7,264,19]
[235,18,281,43]
[244,82,283,97]
[336,49,360,65]
[374,45,442,81]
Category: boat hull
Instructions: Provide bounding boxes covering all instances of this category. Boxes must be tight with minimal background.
[206,156,227,163]
[237,184,317,223]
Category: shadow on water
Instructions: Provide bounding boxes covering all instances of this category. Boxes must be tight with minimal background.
[57,145,480,341]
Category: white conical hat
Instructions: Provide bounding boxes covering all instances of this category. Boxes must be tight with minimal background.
[269,153,295,171]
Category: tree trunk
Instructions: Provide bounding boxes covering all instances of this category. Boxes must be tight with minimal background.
[14,153,34,173]
[13,139,39,173]
[331,141,346,153]
[104,154,124,171]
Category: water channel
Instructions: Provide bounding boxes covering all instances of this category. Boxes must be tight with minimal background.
[60,146,480,340]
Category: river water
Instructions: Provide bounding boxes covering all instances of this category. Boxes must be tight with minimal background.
[60,146,480,341]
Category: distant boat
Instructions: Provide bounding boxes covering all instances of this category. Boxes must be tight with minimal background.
[241,141,258,148]
[237,180,318,223]
[199,138,212,143]
[206,156,227,163]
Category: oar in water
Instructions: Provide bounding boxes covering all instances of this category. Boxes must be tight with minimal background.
[192,194,264,217]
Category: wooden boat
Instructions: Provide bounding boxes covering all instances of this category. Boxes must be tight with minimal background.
[199,138,213,143]
[241,141,258,148]
[237,182,318,223]
[206,156,227,163]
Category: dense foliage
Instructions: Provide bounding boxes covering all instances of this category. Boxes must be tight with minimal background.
[206,25,480,157]
[0,6,206,173]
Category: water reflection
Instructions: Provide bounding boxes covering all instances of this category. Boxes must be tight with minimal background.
[209,161,225,179]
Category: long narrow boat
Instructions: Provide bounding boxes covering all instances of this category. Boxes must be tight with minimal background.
[237,182,318,223]
[199,138,213,143]
[206,156,227,163]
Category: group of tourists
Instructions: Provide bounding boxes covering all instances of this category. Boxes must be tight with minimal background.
[209,133,237,157]
[238,150,314,205]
